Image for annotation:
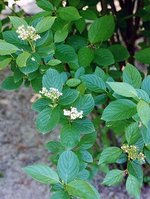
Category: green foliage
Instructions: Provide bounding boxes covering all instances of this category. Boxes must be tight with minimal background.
[9,16,27,29]
[102,99,137,121]
[36,107,60,133]
[66,180,100,199]
[107,82,138,98]
[0,56,12,70]
[102,169,124,186]
[126,175,141,199]
[137,100,150,127]
[60,124,80,148]
[99,147,122,164]
[57,150,79,183]
[58,6,81,21]
[88,15,115,44]
[23,164,59,184]
[80,74,106,93]
[35,16,56,33]
[1,1,150,198]
[123,64,142,88]
[135,48,150,64]
[0,40,19,55]
[94,48,115,66]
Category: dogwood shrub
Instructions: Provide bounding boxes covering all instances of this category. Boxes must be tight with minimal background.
[1,0,150,198]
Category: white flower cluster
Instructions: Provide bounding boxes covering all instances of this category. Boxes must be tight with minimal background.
[39,87,62,102]
[121,144,145,162]
[63,107,83,120]
[16,25,41,41]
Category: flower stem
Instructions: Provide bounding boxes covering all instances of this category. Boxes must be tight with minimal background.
[28,40,35,53]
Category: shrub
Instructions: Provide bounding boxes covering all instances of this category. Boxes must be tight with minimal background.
[1,0,150,198]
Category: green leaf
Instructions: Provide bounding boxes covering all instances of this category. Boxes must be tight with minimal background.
[36,0,54,11]
[54,26,69,43]
[141,76,150,96]
[72,119,95,134]
[88,15,115,44]
[58,6,81,21]
[57,150,79,183]
[135,48,150,64]
[45,141,64,153]
[78,132,96,150]
[59,88,79,106]
[0,40,19,55]
[67,35,87,51]
[80,9,97,20]
[55,44,77,63]
[136,89,150,103]
[126,175,141,199]
[127,161,143,185]
[78,47,94,67]
[68,0,80,7]
[0,56,12,70]
[79,150,93,163]
[75,67,85,78]
[125,122,141,144]
[137,100,150,127]
[66,78,81,87]
[75,18,86,33]
[36,107,60,133]
[144,148,150,164]
[32,98,50,112]
[19,53,40,74]
[102,169,124,186]
[35,16,56,33]
[135,137,145,151]
[1,76,22,90]
[73,94,95,115]
[48,59,61,66]
[94,48,115,66]
[99,147,122,164]
[102,99,137,121]
[60,124,80,148]
[141,125,150,145]
[51,191,70,199]
[94,67,106,80]
[109,44,129,62]
[16,51,30,67]
[9,16,28,29]
[80,74,106,93]
[66,180,100,199]
[42,68,63,91]
[107,82,138,98]
[23,164,59,184]
[77,169,90,180]
[106,120,129,134]
[13,68,24,82]
[31,76,42,92]
[123,64,142,88]
[3,30,28,47]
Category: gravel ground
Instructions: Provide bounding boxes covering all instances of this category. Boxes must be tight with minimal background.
[0,71,150,199]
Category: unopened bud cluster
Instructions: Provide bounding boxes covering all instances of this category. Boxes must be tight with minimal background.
[39,87,62,102]
[121,144,145,162]
[63,107,83,120]
[16,25,41,41]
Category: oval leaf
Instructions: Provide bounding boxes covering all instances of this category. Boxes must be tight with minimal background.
[57,150,79,183]
[23,164,59,184]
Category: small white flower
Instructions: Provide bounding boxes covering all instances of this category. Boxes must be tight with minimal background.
[39,87,62,102]
[16,25,41,41]
[63,109,71,116]
[31,57,35,61]
[63,107,83,120]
